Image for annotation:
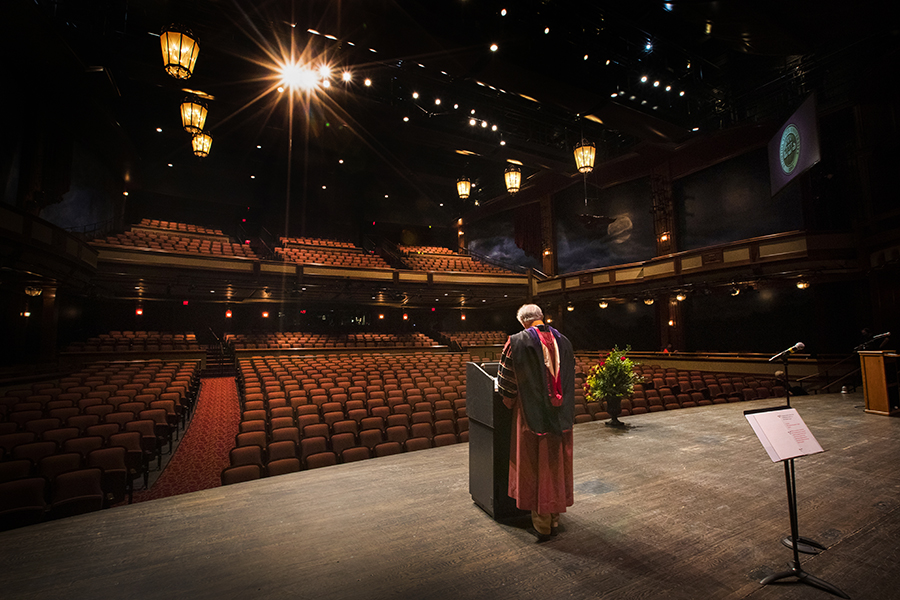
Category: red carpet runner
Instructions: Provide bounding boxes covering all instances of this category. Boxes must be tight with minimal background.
[132,377,240,503]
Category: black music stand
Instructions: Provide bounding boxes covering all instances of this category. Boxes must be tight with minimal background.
[775,352,825,555]
[745,406,849,599]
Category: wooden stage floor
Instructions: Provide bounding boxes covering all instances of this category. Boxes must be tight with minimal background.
[2,392,898,600]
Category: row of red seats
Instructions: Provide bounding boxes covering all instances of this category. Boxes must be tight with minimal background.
[227,353,473,479]
[275,246,391,269]
[401,255,514,274]
[441,330,508,347]
[0,360,200,531]
[226,331,436,350]
[280,236,357,249]
[139,218,223,236]
[92,229,256,258]
[397,245,456,255]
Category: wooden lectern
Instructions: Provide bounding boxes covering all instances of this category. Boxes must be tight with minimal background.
[859,350,899,416]
[467,362,526,520]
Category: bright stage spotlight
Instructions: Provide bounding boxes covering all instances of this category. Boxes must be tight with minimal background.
[279,62,318,91]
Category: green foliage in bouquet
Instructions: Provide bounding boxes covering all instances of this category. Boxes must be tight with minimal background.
[584,346,643,403]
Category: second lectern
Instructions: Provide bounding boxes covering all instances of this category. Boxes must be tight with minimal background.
[468,362,526,520]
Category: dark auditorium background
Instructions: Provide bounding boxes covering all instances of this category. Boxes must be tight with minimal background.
[1,0,899,366]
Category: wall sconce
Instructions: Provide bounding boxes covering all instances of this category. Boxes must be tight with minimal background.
[460,313,466,320]
[24,286,42,297]
[643,298,654,305]
[796,280,809,289]
[262,311,269,318]
[675,293,687,302]
[598,301,608,309]
[567,303,575,312]
[135,308,143,316]
[402,313,409,320]
[160,24,200,79]
[225,309,232,318]
[668,319,675,326]
[378,314,385,320]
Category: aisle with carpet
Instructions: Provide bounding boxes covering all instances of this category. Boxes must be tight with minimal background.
[132,377,240,503]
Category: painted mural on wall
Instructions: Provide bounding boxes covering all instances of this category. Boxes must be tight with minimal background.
[674,148,803,250]
[467,215,541,272]
[555,177,655,274]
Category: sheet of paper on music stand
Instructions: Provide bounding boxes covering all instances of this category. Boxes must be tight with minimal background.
[745,408,824,462]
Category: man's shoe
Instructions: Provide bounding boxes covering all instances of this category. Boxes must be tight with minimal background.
[550,525,559,536]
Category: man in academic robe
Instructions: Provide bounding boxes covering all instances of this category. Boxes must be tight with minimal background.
[498,304,575,542]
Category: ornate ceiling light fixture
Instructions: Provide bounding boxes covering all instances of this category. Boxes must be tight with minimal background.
[504,165,521,194]
[160,24,200,80]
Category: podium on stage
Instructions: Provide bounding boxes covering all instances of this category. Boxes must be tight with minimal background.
[467,362,525,520]
[859,350,899,416]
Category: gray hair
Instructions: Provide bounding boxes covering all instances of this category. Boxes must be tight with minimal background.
[516,304,543,327]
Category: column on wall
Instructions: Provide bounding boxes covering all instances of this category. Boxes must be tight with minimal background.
[540,194,557,276]
[659,296,685,351]
[456,218,466,253]
[650,162,676,256]
[40,285,59,361]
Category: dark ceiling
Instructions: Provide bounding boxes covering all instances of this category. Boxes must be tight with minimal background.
[8,0,898,242]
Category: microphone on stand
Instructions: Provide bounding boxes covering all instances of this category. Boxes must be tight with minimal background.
[853,332,890,351]
[769,342,805,362]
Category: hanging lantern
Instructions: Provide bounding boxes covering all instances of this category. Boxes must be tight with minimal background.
[574,139,596,173]
[192,131,213,157]
[456,176,471,200]
[180,96,208,134]
[504,164,521,194]
[160,24,200,80]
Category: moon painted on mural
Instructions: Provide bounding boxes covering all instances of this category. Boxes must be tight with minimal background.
[607,216,633,243]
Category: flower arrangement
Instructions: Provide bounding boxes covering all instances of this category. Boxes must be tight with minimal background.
[584,345,643,403]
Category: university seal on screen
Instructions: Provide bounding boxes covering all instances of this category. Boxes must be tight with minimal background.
[779,124,801,175]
